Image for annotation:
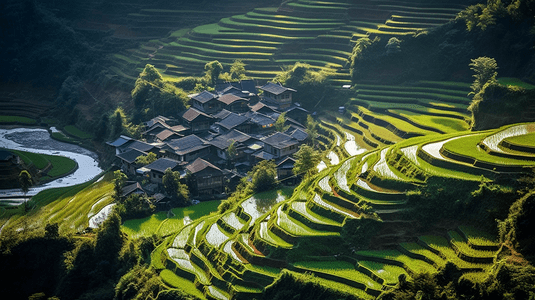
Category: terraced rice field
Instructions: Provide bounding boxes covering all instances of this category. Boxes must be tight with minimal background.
[106,0,466,86]
[149,120,534,299]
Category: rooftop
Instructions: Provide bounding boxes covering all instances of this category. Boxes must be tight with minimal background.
[156,129,182,142]
[106,135,133,147]
[212,109,233,120]
[127,140,157,153]
[215,113,249,130]
[253,151,275,160]
[262,132,300,149]
[145,158,182,174]
[209,130,252,150]
[258,82,296,95]
[186,157,222,174]
[218,93,248,105]
[189,90,217,104]
[181,107,213,123]
[117,149,147,164]
[166,135,209,155]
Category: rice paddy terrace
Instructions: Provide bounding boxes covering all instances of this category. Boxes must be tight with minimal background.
[151,120,535,299]
[106,0,467,87]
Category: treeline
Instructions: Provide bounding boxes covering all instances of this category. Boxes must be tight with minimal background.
[348,0,535,84]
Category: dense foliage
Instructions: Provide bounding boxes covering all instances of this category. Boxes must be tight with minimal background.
[131,65,189,123]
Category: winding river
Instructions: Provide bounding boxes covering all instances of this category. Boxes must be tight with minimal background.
[0,127,103,204]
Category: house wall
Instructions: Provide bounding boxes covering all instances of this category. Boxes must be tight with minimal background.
[150,171,164,184]
[280,144,298,157]
[121,161,137,176]
[191,120,212,133]
[194,169,224,195]
[182,147,210,162]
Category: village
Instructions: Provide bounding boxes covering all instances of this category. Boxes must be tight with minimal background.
[106,80,310,209]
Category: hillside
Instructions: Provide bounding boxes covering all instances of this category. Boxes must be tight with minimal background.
[1,0,535,300]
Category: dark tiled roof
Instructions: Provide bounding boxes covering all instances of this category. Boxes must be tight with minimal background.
[216,113,249,130]
[276,156,296,168]
[244,111,275,127]
[143,124,168,136]
[258,82,296,95]
[240,79,257,95]
[218,94,248,105]
[209,130,252,150]
[156,129,181,141]
[122,182,144,197]
[145,158,181,174]
[181,107,213,123]
[249,102,278,113]
[128,140,156,152]
[262,132,299,149]
[288,128,308,142]
[284,105,309,114]
[106,135,133,147]
[117,149,148,164]
[145,116,170,128]
[212,109,233,120]
[253,151,275,160]
[189,91,217,104]
[166,135,209,155]
[186,157,222,174]
[215,80,257,95]
[170,125,189,132]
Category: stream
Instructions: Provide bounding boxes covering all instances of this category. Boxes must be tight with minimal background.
[0,127,103,204]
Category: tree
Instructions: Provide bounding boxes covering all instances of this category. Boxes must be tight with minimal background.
[226,140,238,167]
[162,168,190,206]
[385,37,401,55]
[273,62,340,109]
[132,64,188,121]
[204,60,223,86]
[138,64,163,83]
[230,59,246,80]
[135,152,157,166]
[111,110,123,139]
[275,112,289,132]
[293,144,321,177]
[19,170,32,196]
[250,160,277,192]
[19,170,32,210]
[113,170,127,201]
[305,115,318,146]
[469,56,498,95]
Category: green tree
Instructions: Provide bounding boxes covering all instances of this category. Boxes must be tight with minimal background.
[250,160,277,193]
[19,170,32,210]
[469,56,498,95]
[162,168,190,206]
[273,62,339,109]
[116,194,155,220]
[275,112,289,132]
[111,110,124,139]
[19,170,32,196]
[293,144,321,177]
[113,170,127,201]
[132,64,188,121]
[138,64,163,83]
[305,115,318,146]
[135,152,157,166]
[204,60,223,86]
[230,59,247,80]
[226,140,238,166]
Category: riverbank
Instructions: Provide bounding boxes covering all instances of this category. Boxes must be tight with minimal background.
[0,128,103,204]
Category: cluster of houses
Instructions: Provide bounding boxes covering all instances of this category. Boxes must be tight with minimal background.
[107,80,310,205]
